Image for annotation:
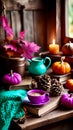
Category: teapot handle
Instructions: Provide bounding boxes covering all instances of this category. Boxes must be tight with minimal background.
[44,57,51,69]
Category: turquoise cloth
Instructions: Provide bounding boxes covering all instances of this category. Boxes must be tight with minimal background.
[0,89,27,130]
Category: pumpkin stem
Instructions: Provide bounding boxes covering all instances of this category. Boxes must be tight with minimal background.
[69,41,71,44]
[70,93,73,97]
[68,90,73,97]
[68,41,71,48]
[10,70,13,76]
[61,56,65,64]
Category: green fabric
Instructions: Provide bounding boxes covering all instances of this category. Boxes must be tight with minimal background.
[0,89,27,130]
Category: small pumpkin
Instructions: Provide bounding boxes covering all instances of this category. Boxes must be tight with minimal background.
[52,57,71,75]
[65,79,73,92]
[60,93,73,109]
[2,70,22,85]
[62,41,73,55]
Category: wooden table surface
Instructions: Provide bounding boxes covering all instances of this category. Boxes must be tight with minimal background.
[17,108,73,130]
[10,71,73,130]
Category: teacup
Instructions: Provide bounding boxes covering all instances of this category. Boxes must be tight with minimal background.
[27,89,49,104]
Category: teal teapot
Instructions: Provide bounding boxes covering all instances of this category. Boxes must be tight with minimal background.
[28,57,51,76]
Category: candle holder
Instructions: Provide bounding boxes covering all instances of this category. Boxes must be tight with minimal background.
[39,51,63,65]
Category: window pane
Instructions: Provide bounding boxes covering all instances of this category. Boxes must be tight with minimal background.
[66,0,73,38]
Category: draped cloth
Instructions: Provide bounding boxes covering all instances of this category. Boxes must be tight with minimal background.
[0,89,27,130]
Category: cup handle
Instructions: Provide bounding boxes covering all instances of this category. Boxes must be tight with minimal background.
[44,57,51,69]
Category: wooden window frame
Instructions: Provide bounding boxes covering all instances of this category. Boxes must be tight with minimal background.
[61,0,73,46]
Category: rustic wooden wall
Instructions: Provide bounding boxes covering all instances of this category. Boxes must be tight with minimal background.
[0,0,47,52]
[0,0,62,52]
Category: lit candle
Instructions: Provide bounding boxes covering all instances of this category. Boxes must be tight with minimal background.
[49,39,60,54]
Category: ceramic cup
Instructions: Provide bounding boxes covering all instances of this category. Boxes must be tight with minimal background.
[27,89,49,104]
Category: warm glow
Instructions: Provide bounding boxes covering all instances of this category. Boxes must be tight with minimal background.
[49,39,59,54]
[52,39,55,44]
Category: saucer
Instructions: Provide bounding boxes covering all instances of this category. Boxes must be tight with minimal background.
[23,96,50,106]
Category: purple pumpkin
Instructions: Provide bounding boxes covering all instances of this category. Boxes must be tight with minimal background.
[2,70,22,85]
[60,93,73,109]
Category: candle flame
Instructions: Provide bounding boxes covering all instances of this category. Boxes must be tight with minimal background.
[52,39,55,44]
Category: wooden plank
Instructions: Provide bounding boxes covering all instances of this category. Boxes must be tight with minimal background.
[4,0,21,10]
[10,11,22,38]
[17,108,73,130]
[0,25,5,41]
[6,11,11,25]
[25,0,44,10]
[46,0,56,49]
[33,10,47,51]
[4,0,44,11]
[23,10,34,41]
[15,0,29,5]
[0,10,22,41]
[23,9,47,51]
[56,0,61,46]
[61,0,65,46]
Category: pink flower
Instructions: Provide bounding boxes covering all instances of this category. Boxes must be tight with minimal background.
[21,41,41,59]
[0,16,41,59]
[3,44,17,51]
[19,31,25,39]
[0,16,14,36]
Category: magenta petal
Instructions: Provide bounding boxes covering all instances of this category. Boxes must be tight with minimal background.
[1,16,9,28]
[0,16,40,58]
[21,41,40,53]
[19,42,40,59]
[5,26,13,35]
[0,16,14,36]
[19,31,25,39]
[23,51,33,59]
[3,44,17,51]
[30,42,41,52]
[26,42,41,52]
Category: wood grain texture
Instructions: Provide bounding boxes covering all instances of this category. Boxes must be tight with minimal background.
[3,0,21,10]
[11,74,73,130]
[0,24,5,40]
[33,10,47,51]
[23,10,34,41]
[18,109,73,130]
[0,0,46,50]
[0,0,63,51]
[11,11,22,37]
[46,0,56,49]
[56,0,61,46]
[2,0,44,10]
